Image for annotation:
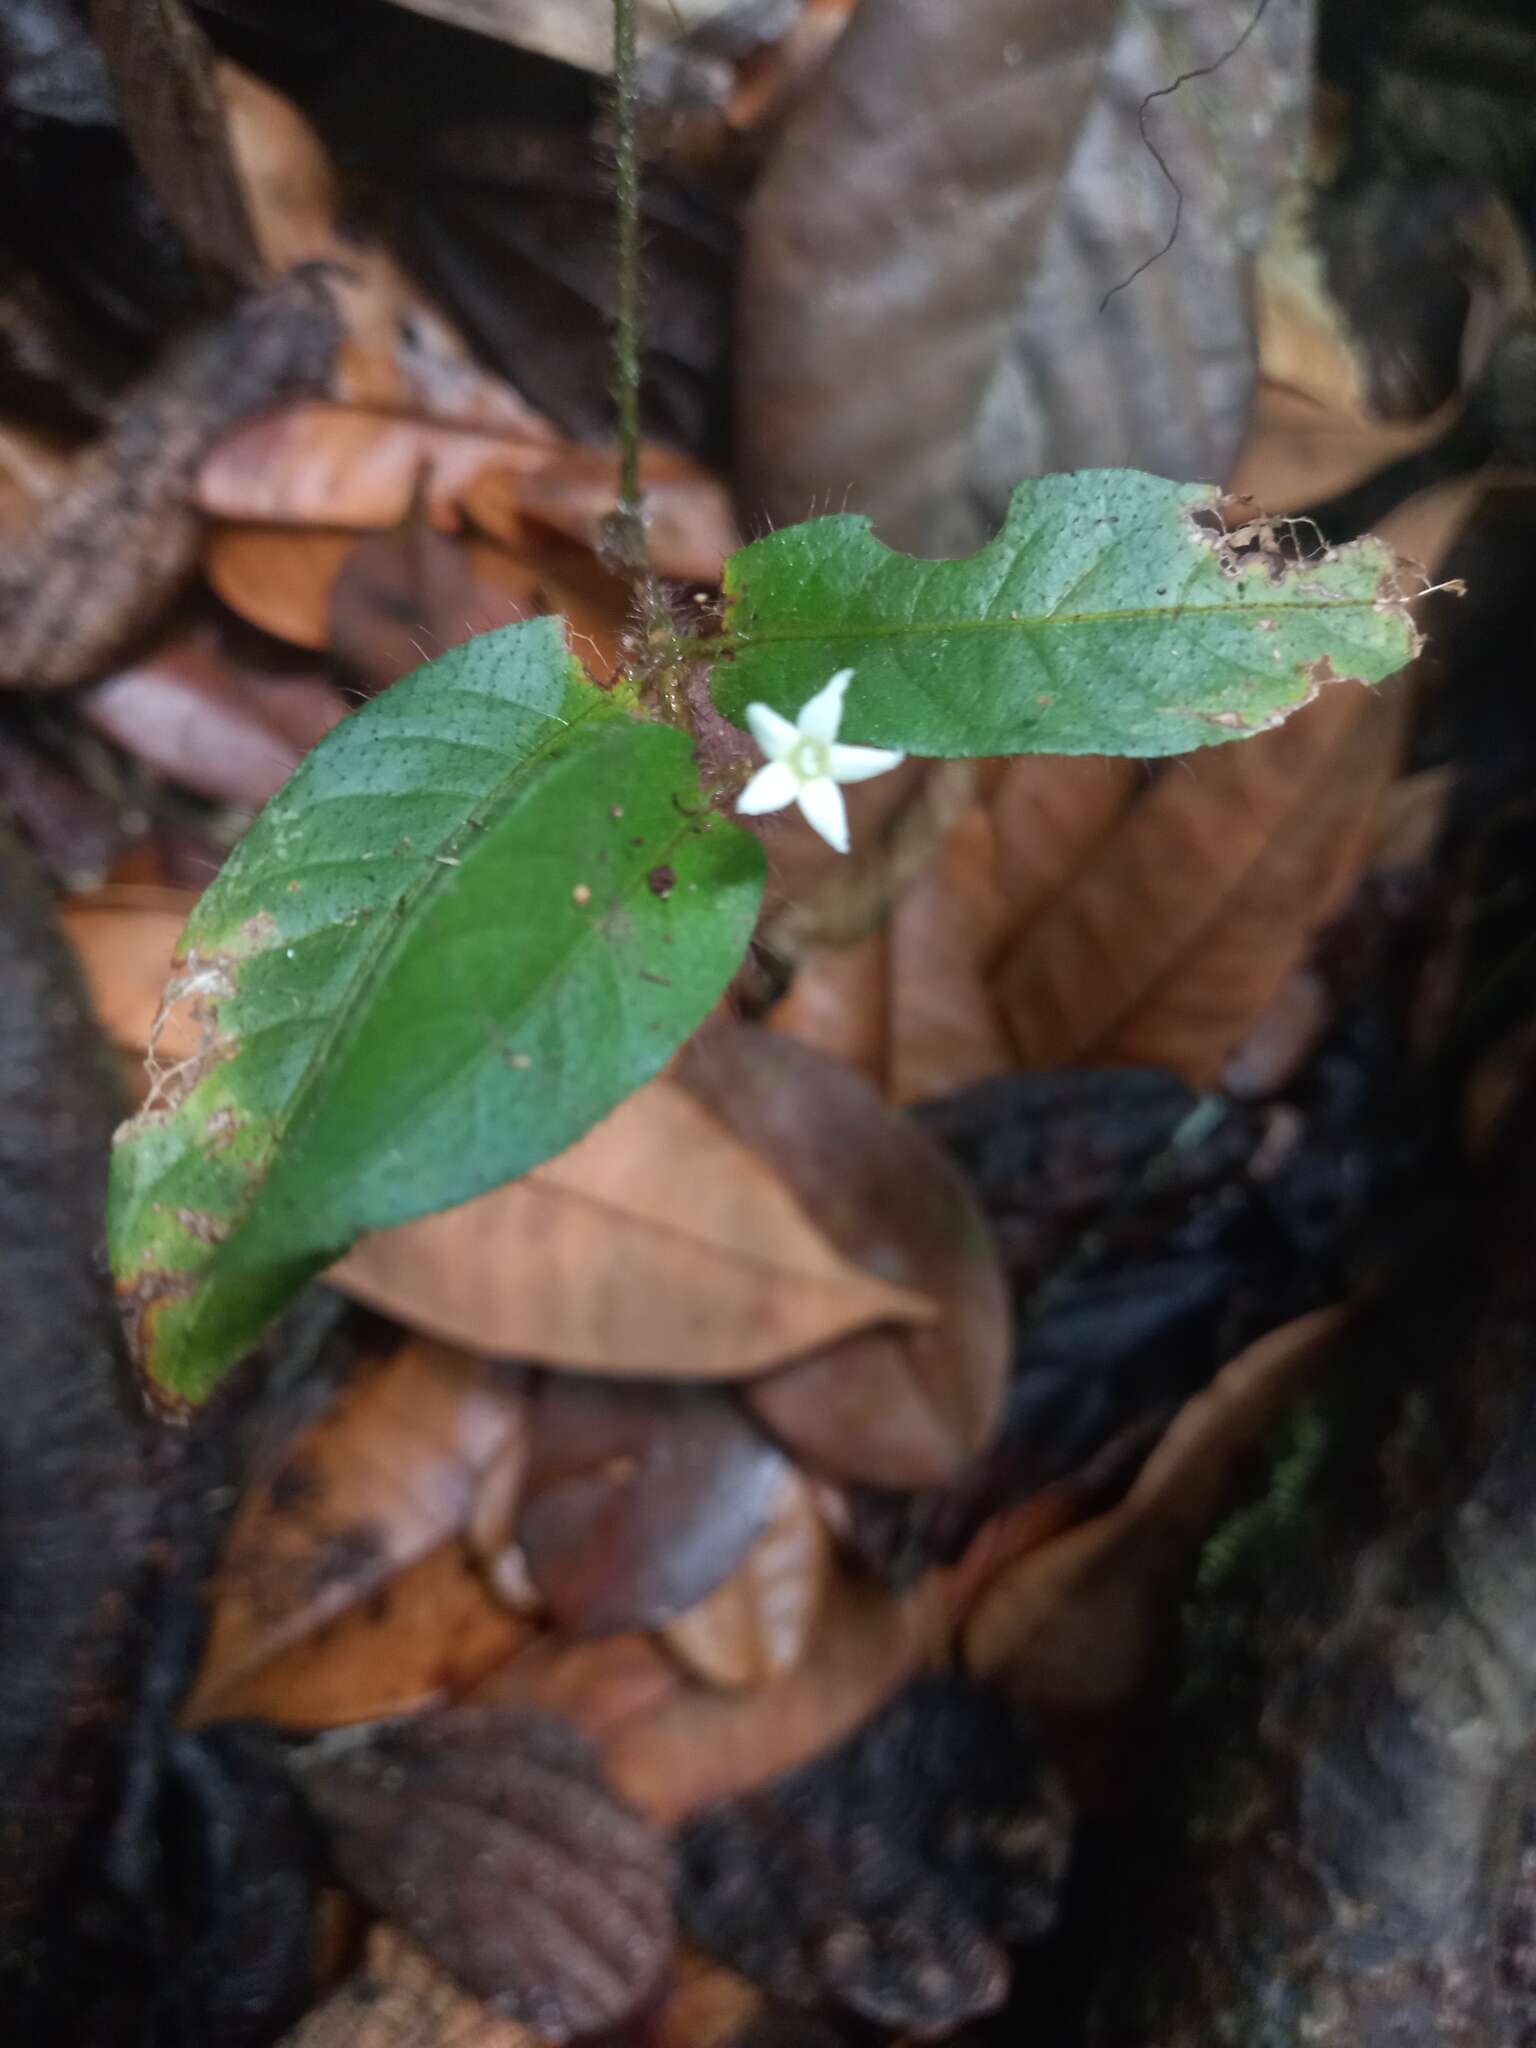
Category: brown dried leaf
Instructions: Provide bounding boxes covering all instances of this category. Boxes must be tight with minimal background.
[197,402,552,530]
[659,1468,833,1688]
[770,753,1134,1108]
[91,0,263,290]
[653,1951,764,2048]
[281,1925,541,2048]
[885,802,1015,1106]
[186,1339,529,1724]
[198,1538,533,1732]
[0,271,338,689]
[738,0,1123,554]
[327,521,538,691]
[218,62,547,429]
[78,633,347,807]
[294,1706,675,2041]
[962,1306,1346,1708]
[331,1072,933,1378]
[464,445,740,586]
[203,525,526,649]
[988,753,1139,941]
[993,680,1414,1085]
[473,1632,682,1747]
[604,1569,950,1825]
[60,885,202,1078]
[204,525,357,649]
[677,1029,1006,1488]
[765,926,888,1087]
[517,1381,788,1635]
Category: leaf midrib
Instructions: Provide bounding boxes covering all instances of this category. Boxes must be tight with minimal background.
[729,595,1390,646]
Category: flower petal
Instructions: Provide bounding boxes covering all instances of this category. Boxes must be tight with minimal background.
[795,776,849,854]
[745,702,800,760]
[828,741,905,785]
[796,668,854,744]
[736,759,799,816]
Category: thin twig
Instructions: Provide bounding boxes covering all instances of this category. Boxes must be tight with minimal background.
[604,0,695,718]
[608,0,647,573]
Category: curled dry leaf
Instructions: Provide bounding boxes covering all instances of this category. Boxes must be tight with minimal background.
[280,1924,542,2048]
[516,1380,788,1635]
[963,1306,1346,1710]
[79,634,348,808]
[185,1339,529,1725]
[197,401,553,531]
[660,1467,834,1689]
[0,270,338,690]
[331,1070,933,1378]
[293,1706,675,2042]
[675,1029,1007,1488]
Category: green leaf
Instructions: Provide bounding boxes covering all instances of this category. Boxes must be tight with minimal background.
[714,471,1418,758]
[109,618,763,1407]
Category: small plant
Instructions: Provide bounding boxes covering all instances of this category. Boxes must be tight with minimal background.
[105,4,1420,1409]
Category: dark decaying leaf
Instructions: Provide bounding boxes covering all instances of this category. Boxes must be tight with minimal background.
[0,268,339,689]
[293,1705,675,2042]
[675,1028,1008,1489]
[849,1027,1417,1587]
[678,1676,1073,2034]
[89,0,264,291]
[519,1379,788,1635]
[736,0,1122,554]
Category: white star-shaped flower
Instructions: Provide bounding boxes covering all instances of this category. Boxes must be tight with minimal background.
[735,669,905,854]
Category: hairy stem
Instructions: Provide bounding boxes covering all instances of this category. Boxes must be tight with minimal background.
[608,0,647,578]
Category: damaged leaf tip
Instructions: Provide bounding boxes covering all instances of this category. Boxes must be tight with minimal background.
[714,470,1420,760]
